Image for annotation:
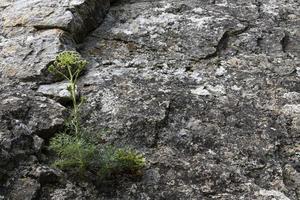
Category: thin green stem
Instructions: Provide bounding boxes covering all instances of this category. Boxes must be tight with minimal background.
[74,69,80,83]
[66,65,80,136]
[71,83,79,136]
[51,67,70,81]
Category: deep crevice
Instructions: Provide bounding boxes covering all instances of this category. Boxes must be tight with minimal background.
[280,32,289,53]
[200,25,250,60]
[151,100,172,148]
[34,25,70,33]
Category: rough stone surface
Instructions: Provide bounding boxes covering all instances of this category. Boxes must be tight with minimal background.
[0,0,109,81]
[0,80,66,197]
[8,178,40,200]
[37,81,78,104]
[0,0,110,198]
[78,0,300,199]
[1,0,300,199]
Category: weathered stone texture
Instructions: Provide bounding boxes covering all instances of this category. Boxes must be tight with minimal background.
[1,0,300,199]
[0,0,110,198]
[0,0,109,80]
[78,0,300,199]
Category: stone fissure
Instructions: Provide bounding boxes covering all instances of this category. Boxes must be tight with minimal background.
[151,100,172,148]
[281,32,290,53]
[33,25,70,33]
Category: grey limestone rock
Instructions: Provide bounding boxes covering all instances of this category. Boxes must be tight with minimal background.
[8,178,40,200]
[0,0,110,81]
[77,0,300,199]
[1,0,300,199]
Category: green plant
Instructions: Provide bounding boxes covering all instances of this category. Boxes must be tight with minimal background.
[48,51,145,180]
[50,133,96,173]
[97,146,145,178]
[48,51,87,136]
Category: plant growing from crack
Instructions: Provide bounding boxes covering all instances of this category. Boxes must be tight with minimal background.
[48,51,87,136]
[48,51,145,178]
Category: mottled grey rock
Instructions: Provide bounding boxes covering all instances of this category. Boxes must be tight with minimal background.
[0,81,65,193]
[281,104,300,117]
[283,164,300,198]
[8,178,40,200]
[76,0,300,199]
[30,165,63,184]
[0,82,66,138]
[215,66,227,77]
[0,0,110,81]
[191,86,211,96]
[50,182,98,200]
[33,135,44,152]
[37,81,78,104]
[0,0,111,198]
[0,29,72,81]
[1,0,300,199]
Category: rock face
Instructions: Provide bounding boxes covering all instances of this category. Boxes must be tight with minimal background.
[1,0,300,199]
[0,0,109,81]
[0,0,110,198]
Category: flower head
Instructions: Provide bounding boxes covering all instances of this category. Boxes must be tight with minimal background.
[48,51,87,80]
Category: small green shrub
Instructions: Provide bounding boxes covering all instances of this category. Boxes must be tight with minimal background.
[48,51,145,180]
[113,148,145,172]
[97,146,145,178]
[50,133,96,172]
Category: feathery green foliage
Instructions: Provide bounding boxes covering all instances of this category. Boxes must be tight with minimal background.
[50,133,96,172]
[97,146,145,178]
